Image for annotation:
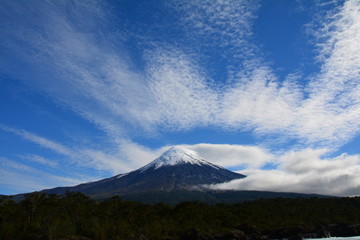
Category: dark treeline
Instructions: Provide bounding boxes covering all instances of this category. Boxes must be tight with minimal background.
[1,192,360,240]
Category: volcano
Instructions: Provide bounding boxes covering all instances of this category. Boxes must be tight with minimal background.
[44,146,245,198]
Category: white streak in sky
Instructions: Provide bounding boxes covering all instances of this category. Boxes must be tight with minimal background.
[0,157,87,194]
[2,0,359,147]
[0,125,130,174]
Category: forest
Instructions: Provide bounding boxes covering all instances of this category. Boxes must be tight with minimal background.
[1,192,360,240]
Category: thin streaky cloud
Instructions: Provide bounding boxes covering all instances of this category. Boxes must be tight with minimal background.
[0,125,129,174]
[2,0,359,148]
[20,154,59,168]
[0,157,91,194]
[0,125,73,156]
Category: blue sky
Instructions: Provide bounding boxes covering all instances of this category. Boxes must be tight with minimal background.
[1,0,360,196]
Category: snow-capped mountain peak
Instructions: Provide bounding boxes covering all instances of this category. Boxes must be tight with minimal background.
[140,146,220,172]
[44,145,246,197]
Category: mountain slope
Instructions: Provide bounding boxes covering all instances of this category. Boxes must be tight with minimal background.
[45,147,246,198]
[120,190,332,205]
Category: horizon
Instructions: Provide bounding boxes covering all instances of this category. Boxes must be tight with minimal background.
[1,0,360,196]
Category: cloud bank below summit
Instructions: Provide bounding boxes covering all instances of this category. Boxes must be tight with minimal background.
[207,147,360,196]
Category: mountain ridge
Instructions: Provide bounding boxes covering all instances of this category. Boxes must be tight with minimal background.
[12,147,333,204]
[43,146,246,198]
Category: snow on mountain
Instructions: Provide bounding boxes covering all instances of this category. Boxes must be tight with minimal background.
[43,146,246,197]
[33,146,331,204]
[139,146,221,172]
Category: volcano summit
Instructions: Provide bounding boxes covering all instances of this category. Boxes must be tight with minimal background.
[44,146,246,198]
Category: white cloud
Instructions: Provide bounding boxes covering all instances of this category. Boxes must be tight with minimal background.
[0,125,130,174]
[170,0,259,52]
[117,141,163,169]
[301,0,360,144]
[220,66,300,133]
[210,148,360,196]
[182,143,274,169]
[20,154,59,168]
[0,157,88,194]
[0,0,153,139]
[0,125,73,156]
[146,49,219,130]
[2,0,359,149]
[280,148,357,174]
[144,0,360,148]
[167,0,261,83]
[219,0,360,147]
[80,149,128,173]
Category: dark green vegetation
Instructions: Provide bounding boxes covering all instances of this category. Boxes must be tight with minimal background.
[1,192,360,240]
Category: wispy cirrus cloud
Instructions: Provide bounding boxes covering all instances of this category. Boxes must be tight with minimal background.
[167,0,261,81]
[0,0,151,139]
[0,157,87,194]
[0,125,73,156]
[219,0,360,146]
[146,49,219,130]
[1,123,275,176]
[20,154,59,168]
[0,125,130,173]
[301,0,360,144]
[2,0,359,149]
